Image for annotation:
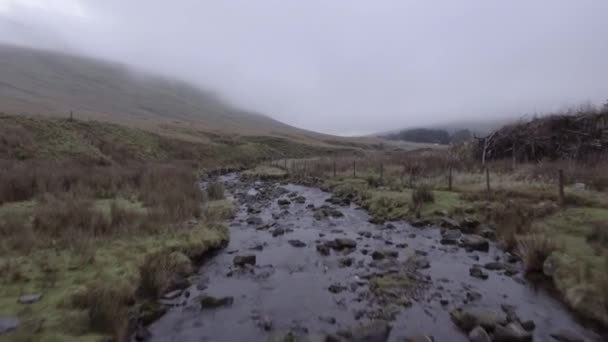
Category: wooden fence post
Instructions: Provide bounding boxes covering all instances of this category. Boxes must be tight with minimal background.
[485,167,490,193]
[448,166,453,191]
[558,169,565,205]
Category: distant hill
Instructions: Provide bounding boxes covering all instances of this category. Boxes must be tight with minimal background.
[0,44,365,148]
[380,127,474,145]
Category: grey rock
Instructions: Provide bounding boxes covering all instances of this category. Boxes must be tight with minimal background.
[371,250,398,260]
[450,306,506,332]
[543,254,557,277]
[484,262,505,271]
[440,217,461,229]
[460,235,489,252]
[199,295,234,309]
[469,326,491,342]
[469,266,489,280]
[404,335,434,342]
[161,289,183,300]
[493,322,532,342]
[288,239,306,248]
[330,238,357,250]
[18,293,42,304]
[359,231,372,238]
[550,329,584,342]
[440,229,462,245]
[479,228,496,240]
[0,316,19,335]
[339,320,391,342]
[233,255,256,266]
[339,257,354,267]
[246,216,263,226]
[277,199,291,206]
[328,283,347,294]
[272,227,286,237]
[316,244,330,256]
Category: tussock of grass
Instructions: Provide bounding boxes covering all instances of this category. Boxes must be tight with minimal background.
[516,234,558,274]
[206,181,225,200]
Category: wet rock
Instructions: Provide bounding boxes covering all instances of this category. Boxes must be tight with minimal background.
[330,229,344,234]
[288,239,307,248]
[543,254,557,277]
[469,266,488,280]
[294,196,306,204]
[246,216,263,226]
[410,219,431,228]
[440,299,449,306]
[501,304,520,322]
[414,250,428,256]
[318,316,337,324]
[361,249,369,255]
[450,306,505,332]
[161,289,183,300]
[272,227,286,237]
[371,250,398,260]
[250,243,265,251]
[466,291,482,302]
[440,217,461,230]
[479,228,496,240]
[396,243,408,248]
[339,320,391,342]
[493,322,532,342]
[199,295,234,309]
[460,217,480,233]
[277,199,291,206]
[408,233,417,238]
[328,283,347,294]
[468,326,491,342]
[139,302,169,325]
[0,316,19,335]
[316,244,330,256]
[307,204,316,209]
[460,235,489,252]
[384,240,393,245]
[549,329,584,342]
[440,229,462,245]
[258,316,273,331]
[372,234,383,240]
[233,255,256,267]
[404,335,434,342]
[520,320,535,332]
[134,325,152,341]
[385,223,396,230]
[359,231,372,238]
[339,257,354,267]
[329,238,357,250]
[409,256,430,269]
[484,262,505,271]
[18,293,42,304]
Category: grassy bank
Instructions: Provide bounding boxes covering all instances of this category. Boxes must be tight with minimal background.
[254,152,608,329]
[0,160,234,341]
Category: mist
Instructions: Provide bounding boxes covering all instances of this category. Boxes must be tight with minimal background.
[1,0,608,135]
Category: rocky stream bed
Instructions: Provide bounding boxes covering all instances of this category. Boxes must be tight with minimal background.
[140,173,602,342]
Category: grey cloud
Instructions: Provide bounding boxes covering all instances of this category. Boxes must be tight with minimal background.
[1,0,608,135]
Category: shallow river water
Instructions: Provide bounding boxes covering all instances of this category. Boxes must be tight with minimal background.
[145,174,601,341]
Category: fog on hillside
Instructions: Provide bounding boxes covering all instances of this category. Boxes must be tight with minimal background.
[1,0,607,135]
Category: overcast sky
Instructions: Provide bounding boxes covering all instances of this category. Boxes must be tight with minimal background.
[1,0,607,135]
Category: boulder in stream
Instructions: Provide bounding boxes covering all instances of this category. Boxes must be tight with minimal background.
[199,295,234,309]
[460,235,489,252]
[469,326,491,342]
[493,322,532,342]
[469,266,489,280]
[316,244,330,256]
[338,320,391,342]
[549,329,584,342]
[233,255,256,267]
[288,239,306,248]
[329,238,357,250]
[450,305,506,332]
[440,229,461,245]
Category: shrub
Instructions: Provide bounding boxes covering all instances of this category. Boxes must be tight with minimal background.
[412,185,434,204]
[206,181,225,200]
[516,234,557,274]
[587,221,608,252]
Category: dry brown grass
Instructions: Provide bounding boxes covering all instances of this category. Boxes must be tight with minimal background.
[206,181,225,200]
[71,280,136,340]
[516,234,558,274]
[137,251,193,299]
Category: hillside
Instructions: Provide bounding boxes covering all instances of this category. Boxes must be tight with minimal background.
[0,44,368,147]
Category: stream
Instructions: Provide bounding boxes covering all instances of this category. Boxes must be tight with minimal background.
[144,173,601,341]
